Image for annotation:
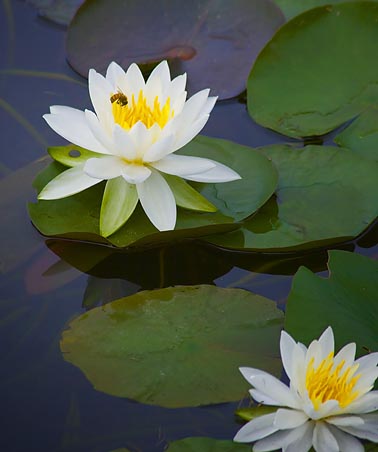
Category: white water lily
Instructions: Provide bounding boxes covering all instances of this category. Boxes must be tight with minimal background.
[39,60,240,234]
[234,327,378,452]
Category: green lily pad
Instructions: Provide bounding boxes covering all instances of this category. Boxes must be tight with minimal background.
[60,285,283,407]
[166,438,251,452]
[285,250,378,356]
[334,107,378,161]
[248,2,378,138]
[66,0,284,99]
[28,136,278,248]
[205,145,378,251]
[274,0,378,20]
[235,405,279,422]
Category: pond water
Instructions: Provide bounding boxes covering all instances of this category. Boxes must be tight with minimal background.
[1,2,377,451]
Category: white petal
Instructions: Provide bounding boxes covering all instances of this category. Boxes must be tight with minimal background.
[303,398,340,420]
[113,124,137,160]
[129,121,153,159]
[290,342,307,395]
[172,114,210,151]
[200,96,217,116]
[280,330,297,381]
[337,412,378,442]
[85,109,115,152]
[234,413,278,443]
[333,342,356,371]
[119,63,145,100]
[240,367,280,384]
[168,73,187,113]
[171,91,187,117]
[346,391,378,414]
[354,368,378,394]
[84,156,123,180]
[106,61,125,87]
[250,389,284,406]
[145,60,171,105]
[250,374,301,409]
[313,422,339,452]
[121,164,151,184]
[88,68,113,127]
[44,107,110,154]
[326,415,364,427]
[327,424,364,452]
[254,421,313,452]
[136,169,176,231]
[38,165,101,200]
[151,154,216,176]
[142,135,175,162]
[355,352,378,370]
[179,88,210,124]
[318,327,335,359]
[274,409,309,429]
[184,160,241,183]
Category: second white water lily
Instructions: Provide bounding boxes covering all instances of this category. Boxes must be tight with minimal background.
[39,60,240,235]
[234,327,378,452]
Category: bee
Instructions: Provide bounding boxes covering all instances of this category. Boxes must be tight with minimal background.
[110,90,128,106]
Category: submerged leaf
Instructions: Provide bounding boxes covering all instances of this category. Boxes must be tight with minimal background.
[66,0,284,99]
[248,2,378,137]
[60,285,283,407]
[235,405,279,422]
[166,438,251,451]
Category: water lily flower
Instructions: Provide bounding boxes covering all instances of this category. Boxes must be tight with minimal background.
[39,60,240,234]
[234,327,378,452]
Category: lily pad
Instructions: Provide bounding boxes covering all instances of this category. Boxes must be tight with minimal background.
[60,285,283,407]
[274,0,378,20]
[29,136,278,249]
[26,0,83,25]
[66,0,284,99]
[166,437,251,451]
[285,250,378,355]
[235,405,278,422]
[334,106,378,161]
[205,145,378,251]
[248,2,378,138]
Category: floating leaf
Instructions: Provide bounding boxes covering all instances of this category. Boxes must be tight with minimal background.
[166,438,251,452]
[61,285,283,407]
[205,145,378,251]
[29,136,278,248]
[334,106,378,161]
[66,0,284,99]
[285,250,378,357]
[248,2,378,137]
[274,0,378,20]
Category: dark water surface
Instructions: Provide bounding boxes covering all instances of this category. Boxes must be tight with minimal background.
[0,2,377,451]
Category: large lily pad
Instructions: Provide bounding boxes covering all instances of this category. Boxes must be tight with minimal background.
[166,438,251,451]
[205,145,378,251]
[60,285,283,407]
[285,250,378,355]
[248,2,378,138]
[334,106,378,161]
[29,136,278,249]
[66,0,284,99]
[274,0,378,20]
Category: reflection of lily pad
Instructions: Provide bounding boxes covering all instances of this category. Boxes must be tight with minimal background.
[29,136,278,248]
[274,0,378,20]
[166,437,251,451]
[335,107,378,161]
[66,0,284,99]
[60,285,283,407]
[248,3,378,137]
[285,250,378,355]
[205,145,378,251]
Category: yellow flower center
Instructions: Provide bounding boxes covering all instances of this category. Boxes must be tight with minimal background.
[306,352,361,410]
[111,90,173,130]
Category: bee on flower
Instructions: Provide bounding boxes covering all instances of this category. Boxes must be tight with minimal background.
[39,60,240,235]
[234,327,378,452]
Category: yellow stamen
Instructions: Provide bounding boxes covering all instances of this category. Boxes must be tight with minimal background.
[111,90,173,130]
[306,352,361,410]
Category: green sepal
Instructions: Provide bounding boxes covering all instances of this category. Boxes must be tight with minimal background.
[235,405,279,422]
[164,174,217,212]
[100,177,138,237]
[48,144,101,167]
